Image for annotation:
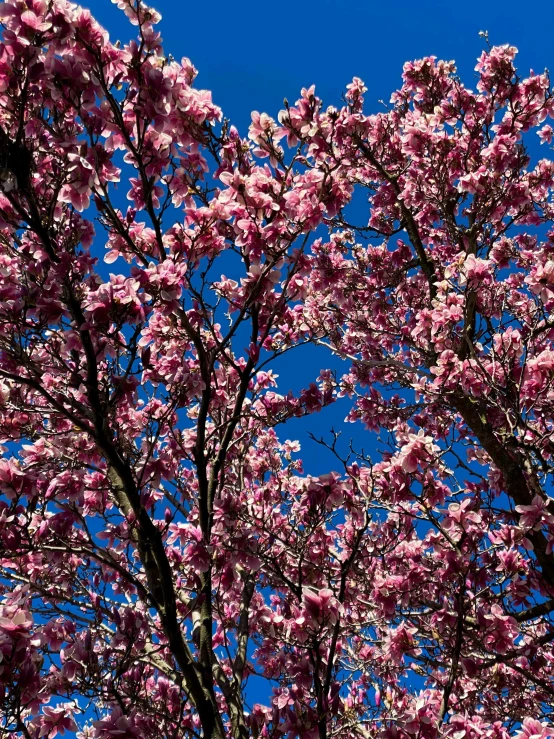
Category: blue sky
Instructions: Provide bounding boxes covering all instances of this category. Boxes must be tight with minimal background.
[92,0,554,136]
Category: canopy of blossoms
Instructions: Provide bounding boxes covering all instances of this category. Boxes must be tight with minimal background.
[0,2,553,739]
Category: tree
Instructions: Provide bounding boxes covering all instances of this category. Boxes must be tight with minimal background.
[0,1,553,737]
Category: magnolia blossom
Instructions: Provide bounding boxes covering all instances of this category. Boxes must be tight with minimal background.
[0,3,552,738]
[398,430,440,473]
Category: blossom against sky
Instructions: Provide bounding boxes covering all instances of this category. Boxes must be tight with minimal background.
[93,0,554,136]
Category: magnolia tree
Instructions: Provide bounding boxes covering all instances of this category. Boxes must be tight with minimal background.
[0,1,554,738]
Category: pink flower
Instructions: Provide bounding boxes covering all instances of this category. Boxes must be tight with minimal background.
[517,718,554,739]
[538,125,554,144]
[34,706,77,738]
[302,588,342,625]
[249,111,277,144]
[515,495,554,530]
[459,254,493,287]
[398,430,439,473]
[0,608,33,636]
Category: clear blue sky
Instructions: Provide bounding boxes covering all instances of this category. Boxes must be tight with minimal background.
[92,0,554,135]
